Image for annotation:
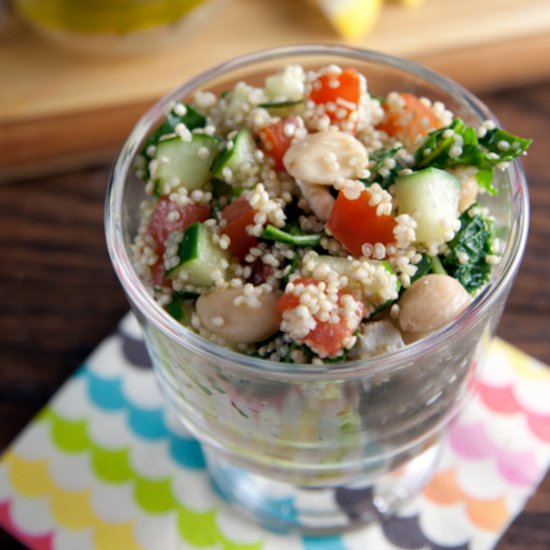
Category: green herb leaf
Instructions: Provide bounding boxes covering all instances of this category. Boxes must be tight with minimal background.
[260,224,321,247]
[363,146,408,190]
[430,255,447,275]
[165,292,198,323]
[440,203,496,293]
[258,99,303,109]
[414,118,532,195]
[409,254,433,284]
[479,127,532,163]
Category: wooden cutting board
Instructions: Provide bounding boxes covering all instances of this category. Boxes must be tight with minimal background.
[2,0,550,182]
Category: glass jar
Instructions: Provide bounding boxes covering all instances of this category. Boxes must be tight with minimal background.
[105,45,529,532]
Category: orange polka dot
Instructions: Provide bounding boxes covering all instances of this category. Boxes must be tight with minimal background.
[466,496,509,531]
[423,469,464,505]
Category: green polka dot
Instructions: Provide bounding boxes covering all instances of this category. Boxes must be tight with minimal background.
[41,405,264,548]
[91,445,133,483]
[176,506,263,550]
[177,507,219,547]
[48,411,91,453]
[135,476,177,514]
[220,535,263,550]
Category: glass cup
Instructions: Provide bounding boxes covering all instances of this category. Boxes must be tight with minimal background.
[105,45,529,533]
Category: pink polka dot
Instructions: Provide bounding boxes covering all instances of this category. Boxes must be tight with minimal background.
[0,500,54,550]
[527,412,550,442]
[496,450,540,486]
[479,384,520,414]
[449,422,494,459]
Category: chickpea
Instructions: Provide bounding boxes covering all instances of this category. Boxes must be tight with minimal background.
[296,180,335,222]
[459,176,479,213]
[283,128,367,184]
[398,274,472,334]
[451,166,479,212]
[196,287,282,344]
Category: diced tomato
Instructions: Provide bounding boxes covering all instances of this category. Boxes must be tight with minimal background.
[327,189,397,258]
[258,116,300,171]
[148,197,211,249]
[308,67,361,132]
[304,318,353,358]
[277,278,364,358]
[150,262,168,288]
[276,278,318,313]
[146,198,211,286]
[376,92,444,146]
[220,198,258,261]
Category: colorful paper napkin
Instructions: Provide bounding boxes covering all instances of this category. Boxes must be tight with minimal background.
[1,313,549,550]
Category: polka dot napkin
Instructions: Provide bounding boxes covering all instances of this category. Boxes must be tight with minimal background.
[1,314,549,550]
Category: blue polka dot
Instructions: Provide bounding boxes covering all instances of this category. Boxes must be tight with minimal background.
[81,363,209,470]
[128,405,167,439]
[303,535,348,550]
[169,436,205,469]
[87,370,125,411]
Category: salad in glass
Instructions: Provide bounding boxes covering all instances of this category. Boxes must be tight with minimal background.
[131,62,531,363]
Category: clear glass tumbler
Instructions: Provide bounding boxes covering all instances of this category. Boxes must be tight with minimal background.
[105,45,529,533]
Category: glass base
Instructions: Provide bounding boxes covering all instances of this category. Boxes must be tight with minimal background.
[203,441,442,534]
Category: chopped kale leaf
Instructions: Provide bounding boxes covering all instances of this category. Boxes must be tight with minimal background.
[409,254,433,284]
[414,118,532,195]
[440,203,496,293]
[363,146,408,190]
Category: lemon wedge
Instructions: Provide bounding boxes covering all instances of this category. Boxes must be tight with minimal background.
[308,0,383,40]
[391,0,425,7]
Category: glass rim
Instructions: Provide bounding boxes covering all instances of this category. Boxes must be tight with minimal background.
[105,44,529,380]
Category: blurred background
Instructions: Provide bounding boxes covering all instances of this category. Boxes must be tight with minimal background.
[2,0,550,182]
[1,1,549,549]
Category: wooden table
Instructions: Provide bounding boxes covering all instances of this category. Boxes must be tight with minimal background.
[1,79,549,549]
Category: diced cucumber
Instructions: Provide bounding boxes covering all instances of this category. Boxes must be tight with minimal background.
[167,223,229,287]
[153,134,219,195]
[144,103,206,153]
[137,103,206,182]
[264,65,304,102]
[211,128,257,183]
[394,167,460,245]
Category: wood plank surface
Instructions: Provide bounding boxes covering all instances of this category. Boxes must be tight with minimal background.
[1,0,550,180]
[0,77,549,549]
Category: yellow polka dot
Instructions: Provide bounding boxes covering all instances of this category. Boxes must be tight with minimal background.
[5,453,55,498]
[492,339,550,381]
[50,487,96,530]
